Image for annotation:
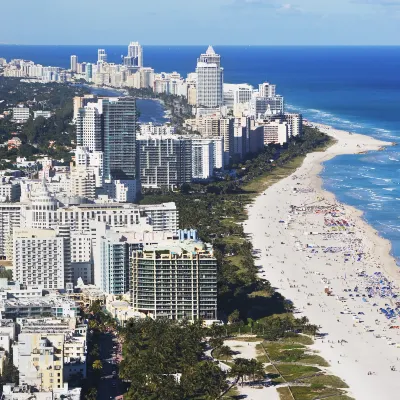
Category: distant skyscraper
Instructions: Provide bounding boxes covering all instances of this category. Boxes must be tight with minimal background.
[70,55,77,72]
[127,42,143,67]
[86,63,93,81]
[196,46,223,109]
[258,82,276,98]
[97,49,107,63]
[102,97,138,181]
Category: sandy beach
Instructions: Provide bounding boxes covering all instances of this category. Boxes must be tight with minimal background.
[244,124,400,399]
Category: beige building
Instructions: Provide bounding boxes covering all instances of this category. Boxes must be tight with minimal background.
[70,165,96,199]
[14,333,64,391]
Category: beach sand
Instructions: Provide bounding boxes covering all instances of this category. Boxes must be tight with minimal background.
[244,124,400,399]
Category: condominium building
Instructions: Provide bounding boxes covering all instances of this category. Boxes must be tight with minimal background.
[70,166,96,200]
[93,228,180,296]
[258,82,276,98]
[196,46,223,109]
[191,138,214,180]
[137,133,192,190]
[184,114,233,166]
[127,42,143,68]
[131,240,218,320]
[0,180,21,202]
[0,204,22,260]
[262,120,289,145]
[251,95,284,118]
[75,102,103,152]
[102,97,138,182]
[223,83,253,109]
[284,113,303,137]
[74,146,104,188]
[70,55,77,73]
[73,95,97,120]
[232,117,251,160]
[97,49,107,63]
[13,228,67,290]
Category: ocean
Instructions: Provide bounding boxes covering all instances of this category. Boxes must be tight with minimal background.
[1,45,400,263]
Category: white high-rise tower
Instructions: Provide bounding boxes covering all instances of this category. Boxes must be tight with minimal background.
[127,42,143,67]
[97,49,107,63]
[70,55,78,72]
[195,46,223,109]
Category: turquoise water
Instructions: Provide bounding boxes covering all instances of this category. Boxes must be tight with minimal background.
[1,45,400,262]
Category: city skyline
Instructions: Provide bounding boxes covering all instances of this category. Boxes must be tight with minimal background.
[1,0,400,46]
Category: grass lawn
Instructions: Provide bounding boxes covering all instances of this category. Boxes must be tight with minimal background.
[221,235,245,245]
[303,375,348,388]
[265,364,285,384]
[282,335,314,346]
[290,386,347,400]
[243,156,306,195]
[275,364,321,381]
[300,354,330,367]
[277,387,295,400]
[263,342,328,366]
[229,336,263,342]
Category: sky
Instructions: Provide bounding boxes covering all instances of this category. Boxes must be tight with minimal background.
[1,0,400,45]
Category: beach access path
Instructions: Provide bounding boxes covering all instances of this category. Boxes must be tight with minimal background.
[244,124,400,399]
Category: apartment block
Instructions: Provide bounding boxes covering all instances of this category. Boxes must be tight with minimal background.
[131,240,218,320]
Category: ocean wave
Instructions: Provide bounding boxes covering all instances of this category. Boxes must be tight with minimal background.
[376,222,400,233]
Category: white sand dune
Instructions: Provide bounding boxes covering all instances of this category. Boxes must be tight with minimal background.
[244,124,400,399]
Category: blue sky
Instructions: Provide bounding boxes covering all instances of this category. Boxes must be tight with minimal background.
[1,0,400,45]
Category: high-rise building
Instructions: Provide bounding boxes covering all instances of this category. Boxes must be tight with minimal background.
[13,228,67,289]
[70,165,96,199]
[76,102,103,152]
[251,95,284,118]
[137,133,192,190]
[127,42,143,67]
[73,94,97,120]
[131,240,218,320]
[261,120,289,145]
[284,113,303,137]
[102,97,138,181]
[85,63,93,81]
[70,55,77,73]
[196,46,223,109]
[191,138,214,180]
[258,82,276,98]
[97,49,107,64]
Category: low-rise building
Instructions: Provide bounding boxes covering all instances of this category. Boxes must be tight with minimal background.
[33,111,51,120]
[0,295,79,320]
[13,333,65,390]
[12,108,30,122]
[2,384,81,400]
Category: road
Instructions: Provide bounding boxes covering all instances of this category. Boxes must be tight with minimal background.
[96,331,128,400]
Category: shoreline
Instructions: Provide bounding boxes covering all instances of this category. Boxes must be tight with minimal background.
[244,123,400,399]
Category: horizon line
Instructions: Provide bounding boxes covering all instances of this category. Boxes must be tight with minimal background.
[1,44,400,47]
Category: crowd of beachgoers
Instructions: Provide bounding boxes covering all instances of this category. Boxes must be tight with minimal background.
[244,124,400,399]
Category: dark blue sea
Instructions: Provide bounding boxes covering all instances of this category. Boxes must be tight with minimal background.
[2,45,400,263]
